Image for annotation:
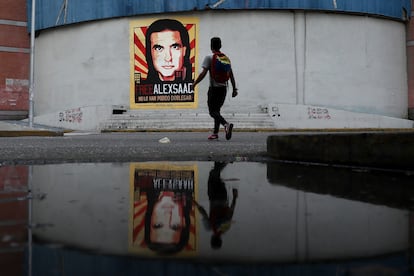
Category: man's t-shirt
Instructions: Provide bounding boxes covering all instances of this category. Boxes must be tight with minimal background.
[201,55,227,88]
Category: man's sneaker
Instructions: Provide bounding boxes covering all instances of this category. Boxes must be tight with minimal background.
[208,134,219,140]
[225,123,233,140]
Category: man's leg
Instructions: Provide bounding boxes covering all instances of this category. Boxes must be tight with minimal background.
[208,86,233,140]
[208,87,227,137]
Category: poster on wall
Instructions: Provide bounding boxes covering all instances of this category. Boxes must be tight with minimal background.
[130,17,199,109]
[129,163,198,256]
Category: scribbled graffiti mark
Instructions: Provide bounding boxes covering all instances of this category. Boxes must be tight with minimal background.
[308,107,331,120]
[59,108,83,123]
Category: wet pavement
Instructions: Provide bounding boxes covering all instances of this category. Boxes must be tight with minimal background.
[1,160,414,275]
[0,132,273,164]
[1,131,414,275]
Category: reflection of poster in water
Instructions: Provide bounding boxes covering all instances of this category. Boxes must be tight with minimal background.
[129,163,198,256]
[130,17,199,109]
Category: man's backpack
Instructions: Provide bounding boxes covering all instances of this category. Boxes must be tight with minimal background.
[211,52,231,83]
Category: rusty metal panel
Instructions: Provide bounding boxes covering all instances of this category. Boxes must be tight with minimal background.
[27,0,411,31]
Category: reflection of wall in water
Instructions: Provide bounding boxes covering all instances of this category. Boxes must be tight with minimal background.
[0,166,29,276]
[267,162,414,210]
[32,163,130,253]
[31,162,409,262]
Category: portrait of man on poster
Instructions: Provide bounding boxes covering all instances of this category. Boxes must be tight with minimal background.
[145,19,193,83]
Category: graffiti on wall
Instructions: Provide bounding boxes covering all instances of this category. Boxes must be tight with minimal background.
[308,107,331,120]
[130,17,199,109]
[59,108,83,123]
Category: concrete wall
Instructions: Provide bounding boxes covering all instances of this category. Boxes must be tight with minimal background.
[34,20,130,115]
[33,10,410,129]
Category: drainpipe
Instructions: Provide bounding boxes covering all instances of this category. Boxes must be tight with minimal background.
[28,0,35,127]
[407,4,414,120]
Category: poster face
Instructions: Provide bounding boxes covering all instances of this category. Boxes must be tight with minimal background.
[130,17,199,109]
[129,163,198,256]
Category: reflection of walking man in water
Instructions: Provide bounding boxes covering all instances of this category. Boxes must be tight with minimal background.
[193,162,238,249]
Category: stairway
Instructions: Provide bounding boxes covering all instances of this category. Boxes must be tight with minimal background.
[99,109,275,131]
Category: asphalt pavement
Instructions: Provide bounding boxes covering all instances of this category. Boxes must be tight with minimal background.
[0,130,273,165]
[1,120,414,170]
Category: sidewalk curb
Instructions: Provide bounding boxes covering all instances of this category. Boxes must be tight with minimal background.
[267,130,414,170]
[0,130,64,137]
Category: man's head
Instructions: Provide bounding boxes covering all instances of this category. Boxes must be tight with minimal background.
[210,37,222,52]
[211,233,223,249]
[145,19,191,82]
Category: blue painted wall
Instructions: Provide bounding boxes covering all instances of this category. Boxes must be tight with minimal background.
[28,0,411,31]
[32,245,412,276]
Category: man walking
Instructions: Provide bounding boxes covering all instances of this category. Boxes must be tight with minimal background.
[193,37,238,140]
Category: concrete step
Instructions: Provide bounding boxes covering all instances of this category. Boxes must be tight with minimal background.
[100,112,275,131]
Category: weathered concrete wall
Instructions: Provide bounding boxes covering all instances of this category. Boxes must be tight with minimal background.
[32,11,411,130]
[34,20,130,116]
[268,103,413,129]
[33,105,117,131]
[267,131,414,169]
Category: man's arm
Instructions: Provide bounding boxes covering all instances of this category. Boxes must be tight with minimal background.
[229,70,238,97]
[229,188,238,215]
[193,200,209,220]
[193,67,208,88]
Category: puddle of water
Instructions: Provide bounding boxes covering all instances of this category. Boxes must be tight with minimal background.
[1,161,414,275]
